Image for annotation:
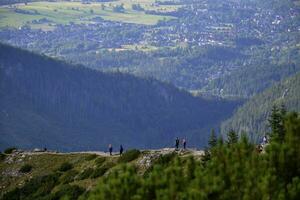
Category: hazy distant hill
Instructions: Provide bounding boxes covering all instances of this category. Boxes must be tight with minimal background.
[221,72,300,139]
[1,0,299,98]
[0,44,239,151]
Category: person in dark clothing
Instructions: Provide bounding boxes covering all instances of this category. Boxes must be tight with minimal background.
[175,137,180,150]
[183,139,186,149]
[120,145,124,155]
[108,144,113,156]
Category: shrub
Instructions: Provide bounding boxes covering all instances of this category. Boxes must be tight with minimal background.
[0,153,6,161]
[51,184,85,200]
[91,166,109,178]
[19,164,32,173]
[57,162,73,172]
[2,173,60,200]
[4,147,17,154]
[95,157,106,166]
[154,152,177,166]
[144,152,177,177]
[77,168,94,180]
[102,161,116,169]
[85,154,97,161]
[59,169,79,184]
[118,149,141,163]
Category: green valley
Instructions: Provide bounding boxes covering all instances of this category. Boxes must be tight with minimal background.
[1,0,299,98]
[0,0,177,29]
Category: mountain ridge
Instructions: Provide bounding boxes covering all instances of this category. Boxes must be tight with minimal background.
[221,72,300,139]
[0,43,239,151]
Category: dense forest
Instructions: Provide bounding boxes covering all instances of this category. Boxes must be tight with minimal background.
[75,45,300,98]
[0,44,239,151]
[204,46,300,97]
[222,72,300,140]
[2,109,300,200]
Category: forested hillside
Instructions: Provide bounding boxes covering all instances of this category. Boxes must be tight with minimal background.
[203,46,300,97]
[0,44,239,151]
[221,72,300,139]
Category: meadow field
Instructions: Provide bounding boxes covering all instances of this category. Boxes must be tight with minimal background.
[0,0,179,30]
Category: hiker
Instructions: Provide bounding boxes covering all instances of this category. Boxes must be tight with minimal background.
[175,137,180,150]
[108,144,113,156]
[182,139,186,149]
[262,135,268,145]
[120,145,124,155]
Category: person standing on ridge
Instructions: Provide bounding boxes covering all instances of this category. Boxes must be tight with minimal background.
[175,137,180,150]
[183,139,186,149]
[108,144,113,156]
[263,135,268,145]
[120,145,124,155]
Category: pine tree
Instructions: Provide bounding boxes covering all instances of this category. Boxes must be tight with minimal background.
[278,104,287,141]
[208,129,217,148]
[268,105,281,140]
[186,157,196,179]
[201,148,211,164]
[280,104,287,116]
[227,129,238,145]
[268,105,286,143]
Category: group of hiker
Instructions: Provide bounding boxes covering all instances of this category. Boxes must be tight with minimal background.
[175,137,187,150]
[107,137,187,156]
[108,144,123,156]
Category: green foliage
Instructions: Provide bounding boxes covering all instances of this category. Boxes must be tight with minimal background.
[153,152,176,166]
[4,147,17,154]
[144,152,177,176]
[51,184,85,200]
[1,111,299,200]
[208,129,217,148]
[86,111,300,200]
[77,168,94,180]
[101,161,116,169]
[118,149,141,163]
[2,173,60,200]
[59,169,79,184]
[227,129,238,145]
[19,164,32,173]
[222,72,300,137]
[0,43,238,151]
[95,157,106,166]
[88,165,141,200]
[91,166,109,179]
[201,148,211,165]
[85,154,98,161]
[269,104,286,142]
[58,162,73,172]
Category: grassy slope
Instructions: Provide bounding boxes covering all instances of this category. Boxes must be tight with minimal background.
[0,152,115,196]
[0,0,178,29]
[0,149,198,197]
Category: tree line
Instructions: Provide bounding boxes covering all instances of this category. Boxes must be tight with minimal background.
[85,108,300,200]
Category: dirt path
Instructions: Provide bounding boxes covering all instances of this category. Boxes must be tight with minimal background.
[20,148,204,157]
